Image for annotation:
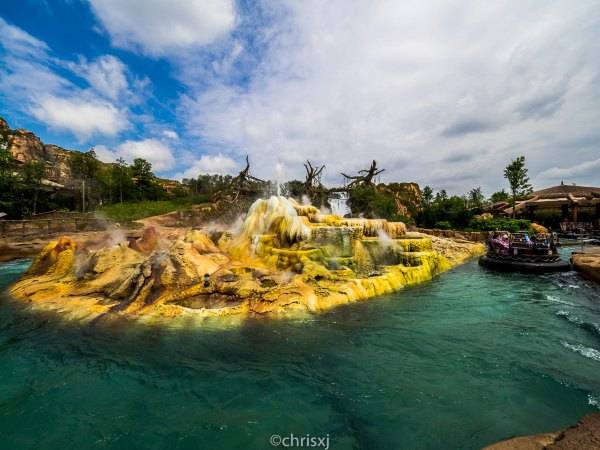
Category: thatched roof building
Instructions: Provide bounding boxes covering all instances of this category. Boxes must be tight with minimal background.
[505,184,600,225]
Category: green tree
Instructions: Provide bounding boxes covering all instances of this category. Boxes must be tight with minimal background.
[421,185,433,206]
[281,180,307,199]
[70,150,100,212]
[22,160,46,214]
[348,185,398,220]
[503,156,533,217]
[490,189,509,203]
[417,190,477,230]
[0,145,16,190]
[467,186,485,209]
[131,158,166,201]
[0,145,21,217]
[116,157,127,203]
[434,189,448,203]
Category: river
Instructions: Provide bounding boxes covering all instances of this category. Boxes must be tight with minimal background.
[0,250,598,449]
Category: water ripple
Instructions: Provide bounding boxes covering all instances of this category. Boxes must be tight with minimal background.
[562,341,600,362]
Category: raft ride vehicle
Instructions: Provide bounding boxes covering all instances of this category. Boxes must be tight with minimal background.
[479,231,571,273]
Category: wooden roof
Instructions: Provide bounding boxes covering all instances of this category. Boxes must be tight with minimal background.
[502,185,600,214]
[531,184,600,198]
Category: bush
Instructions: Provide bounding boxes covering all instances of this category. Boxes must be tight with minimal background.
[468,217,531,233]
[348,185,397,220]
[434,220,453,230]
[97,195,209,222]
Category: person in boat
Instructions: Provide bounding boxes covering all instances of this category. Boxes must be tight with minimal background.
[534,233,557,255]
[511,232,534,249]
[488,231,510,255]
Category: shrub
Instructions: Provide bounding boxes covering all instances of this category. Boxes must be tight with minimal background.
[97,195,209,223]
[434,221,453,230]
[468,217,531,233]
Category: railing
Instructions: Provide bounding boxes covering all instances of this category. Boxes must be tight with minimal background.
[30,211,97,221]
[559,222,594,233]
[0,218,107,239]
[413,227,488,242]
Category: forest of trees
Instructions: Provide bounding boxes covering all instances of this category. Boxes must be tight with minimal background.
[0,146,186,218]
[416,156,534,230]
[1,141,537,233]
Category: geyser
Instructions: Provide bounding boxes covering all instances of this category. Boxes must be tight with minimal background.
[9,196,484,323]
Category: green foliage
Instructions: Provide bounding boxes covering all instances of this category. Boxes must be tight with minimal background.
[69,150,101,212]
[468,217,532,233]
[503,156,533,216]
[0,145,17,191]
[129,158,167,201]
[98,195,209,222]
[94,157,169,204]
[490,189,510,203]
[348,185,406,220]
[422,185,433,206]
[416,185,492,229]
[22,160,46,214]
[0,146,51,217]
[281,180,306,199]
[70,150,100,179]
[183,174,234,196]
[0,145,23,217]
[434,221,452,230]
[467,187,485,208]
[435,189,448,202]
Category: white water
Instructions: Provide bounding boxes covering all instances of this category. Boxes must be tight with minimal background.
[330,192,351,217]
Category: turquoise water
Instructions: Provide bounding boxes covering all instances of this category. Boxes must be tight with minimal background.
[1,253,599,450]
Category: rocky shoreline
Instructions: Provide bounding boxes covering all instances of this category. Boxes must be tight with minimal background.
[483,413,600,449]
[571,247,600,284]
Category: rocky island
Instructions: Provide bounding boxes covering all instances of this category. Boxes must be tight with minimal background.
[9,196,483,324]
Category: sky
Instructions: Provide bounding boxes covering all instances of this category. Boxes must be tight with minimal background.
[1,0,599,195]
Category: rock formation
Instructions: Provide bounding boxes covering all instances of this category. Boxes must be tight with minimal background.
[9,196,484,324]
[571,248,600,284]
[0,117,184,191]
[380,182,422,217]
[1,118,75,186]
[483,413,600,449]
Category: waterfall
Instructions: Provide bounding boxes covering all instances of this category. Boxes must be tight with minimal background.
[330,192,351,217]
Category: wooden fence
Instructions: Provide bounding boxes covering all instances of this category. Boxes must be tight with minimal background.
[1,218,108,239]
[413,227,488,242]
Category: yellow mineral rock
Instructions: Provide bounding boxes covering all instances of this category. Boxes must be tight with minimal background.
[531,223,549,234]
[9,196,484,324]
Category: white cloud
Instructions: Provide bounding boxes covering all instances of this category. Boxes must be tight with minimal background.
[94,145,120,165]
[0,17,49,59]
[69,55,128,101]
[31,96,128,139]
[174,154,238,179]
[162,130,179,140]
[88,0,236,56]
[538,158,600,182]
[0,19,138,141]
[95,138,176,172]
[182,1,600,194]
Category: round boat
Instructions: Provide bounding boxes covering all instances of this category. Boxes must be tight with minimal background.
[480,230,571,274]
[479,253,571,273]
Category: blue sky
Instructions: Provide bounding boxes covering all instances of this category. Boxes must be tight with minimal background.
[1,0,599,193]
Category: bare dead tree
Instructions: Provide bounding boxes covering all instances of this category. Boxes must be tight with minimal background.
[212,155,266,203]
[341,160,385,188]
[303,160,325,192]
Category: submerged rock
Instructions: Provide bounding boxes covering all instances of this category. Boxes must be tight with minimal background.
[9,196,484,323]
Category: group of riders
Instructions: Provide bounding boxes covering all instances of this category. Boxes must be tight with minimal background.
[487,231,558,256]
